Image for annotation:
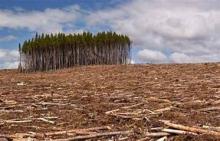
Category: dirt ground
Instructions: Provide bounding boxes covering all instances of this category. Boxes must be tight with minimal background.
[0,63,220,141]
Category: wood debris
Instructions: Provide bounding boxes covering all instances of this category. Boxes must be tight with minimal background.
[160,120,220,136]
[53,130,131,141]
[1,64,220,140]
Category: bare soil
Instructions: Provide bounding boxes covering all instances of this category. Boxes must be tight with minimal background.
[0,64,220,141]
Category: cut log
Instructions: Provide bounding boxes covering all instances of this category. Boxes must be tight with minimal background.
[136,137,150,141]
[46,126,111,136]
[202,126,220,132]
[53,130,131,141]
[121,103,144,109]
[156,136,167,141]
[146,97,172,104]
[160,120,220,136]
[105,109,120,115]
[0,110,23,113]
[162,128,197,135]
[153,107,173,114]
[3,120,32,124]
[37,118,55,124]
[106,103,146,115]
[38,102,68,106]
[145,132,170,137]
[150,127,163,131]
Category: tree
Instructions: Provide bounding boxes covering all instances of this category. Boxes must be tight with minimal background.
[19,32,131,72]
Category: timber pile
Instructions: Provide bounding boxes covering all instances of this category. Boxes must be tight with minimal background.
[0,63,220,140]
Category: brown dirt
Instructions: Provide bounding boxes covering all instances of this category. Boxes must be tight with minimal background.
[0,63,220,140]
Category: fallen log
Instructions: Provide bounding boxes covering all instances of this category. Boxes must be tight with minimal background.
[160,120,220,136]
[53,130,131,141]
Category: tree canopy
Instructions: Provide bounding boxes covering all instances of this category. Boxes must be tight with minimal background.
[19,31,131,72]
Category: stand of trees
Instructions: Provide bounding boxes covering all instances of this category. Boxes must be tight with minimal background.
[19,32,131,72]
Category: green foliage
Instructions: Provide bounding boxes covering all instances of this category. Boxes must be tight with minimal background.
[19,31,131,72]
[21,32,131,53]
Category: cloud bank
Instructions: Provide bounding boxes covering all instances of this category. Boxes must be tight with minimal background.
[87,0,220,63]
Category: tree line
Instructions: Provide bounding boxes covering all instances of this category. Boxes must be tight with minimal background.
[19,32,131,72]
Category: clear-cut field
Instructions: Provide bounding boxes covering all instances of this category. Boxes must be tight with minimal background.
[0,64,220,140]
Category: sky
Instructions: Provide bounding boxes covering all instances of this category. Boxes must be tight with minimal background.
[1,0,220,69]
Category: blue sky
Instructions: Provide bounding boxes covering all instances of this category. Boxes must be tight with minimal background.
[1,0,220,69]
[0,0,125,48]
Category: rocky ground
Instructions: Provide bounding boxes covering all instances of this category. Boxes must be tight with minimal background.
[0,63,220,141]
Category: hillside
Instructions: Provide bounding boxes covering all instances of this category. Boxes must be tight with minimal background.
[0,64,220,140]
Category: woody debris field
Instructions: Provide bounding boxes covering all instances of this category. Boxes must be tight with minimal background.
[0,64,220,141]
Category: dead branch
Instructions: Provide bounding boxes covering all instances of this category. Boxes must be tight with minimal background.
[154,107,173,114]
[142,109,156,114]
[202,126,220,132]
[0,110,23,113]
[105,109,120,115]
[3,120,32,124]
[199,106,220,112]
[37,118,55,124]
[121,103,144,109]
[160,120,220,136]
[38,102,69,106]
[136,137,150,141]
[53,130,131,141]
[145,132,170,137]
[150,127,163,131]
[45,126,111,136]
[105,103,149,115]
[162,128,197,135]
[146,97,172,104]
[156,136,168,141]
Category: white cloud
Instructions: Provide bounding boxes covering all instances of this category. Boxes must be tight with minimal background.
[0,49,19,69]
[137,49,168,63]
[0,35,16,42]
[87,0,220,63]
[0,5,81,33]
[170,52,199,63]
[170,52,220,63]
[0,61,19,69]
